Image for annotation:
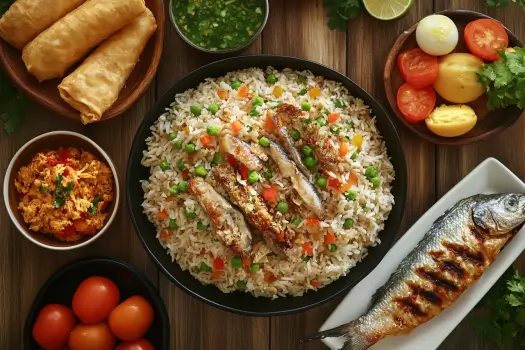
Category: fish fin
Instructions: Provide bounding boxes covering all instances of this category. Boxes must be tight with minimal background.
[300,320,371,350]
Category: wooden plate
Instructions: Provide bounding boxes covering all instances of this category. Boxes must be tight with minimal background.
[384,9,524,146]
[0,0,164,124]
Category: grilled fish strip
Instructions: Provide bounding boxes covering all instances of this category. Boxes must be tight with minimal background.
[219,134,265,171]
[304,125,343,172]
[267,139,324,217]
[212,163,291,257]
[302,193,525,350]
[188,177,252,255]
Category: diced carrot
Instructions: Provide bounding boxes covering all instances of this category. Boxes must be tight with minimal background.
[213,257,225,270]
[327,113,339,123]
[277,231,285,242]
[264,271,278,283]
[338,172,358,194]
[181,169,190,180]
[159,230,171,242]
[200,135,214,147]
[236,85,249,98]
[306,217,320,227]
[328,178,341,188]
[211,270,223,280]
[231,121,243,134]
[262,184,278,201]
[240,164,248,180]
[311,280,320,288]
[273,86,284,98]
[227,154,237,167]
[302,242,313,256]
[157,210,169,220]
[265,112,275,131]
[309,87,321,98]
[324,232,336,245]
[353,134,363,149]
[339,141,349,157]
[217,89,228,100]
[242,256,251,268]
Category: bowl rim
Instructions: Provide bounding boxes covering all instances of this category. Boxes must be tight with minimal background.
[3,130,120,251]
[22,256,170,350]
[126,54,408,316]
[168,0,269,54]
[383,9,525,146]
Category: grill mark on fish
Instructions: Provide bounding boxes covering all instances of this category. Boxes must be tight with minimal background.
[415,268,459,292]
[393,296,427,317]
[406,282,442,305]
[442,241,485,265]
[428,251,465,277]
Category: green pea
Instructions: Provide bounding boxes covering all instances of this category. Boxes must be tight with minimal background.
[231,256,242,269]
[316,176,327,188]
[263,170,273,180]
[178,180,189,193]
[160,161,170,171]
[248,171,259,184]
[209,104,219,114]
[169,132,177,141]
[199,262,212,272]
[277,201,289,213]
[169,219,178,229]
[365,166,378,178]
[330,125,340,134]
[259,137,270,147]
[316,116,326,126]
[212,153,224,165]
[185,211,197,219]
[231,81,242,89]
[370,176,380,188]
[350,151,358,160]
[362,206,370,212]
[289,129,301,141]
[291,217,303,227]
[335,99,345,108]
[304,157,316,168]
[174,140,183,150]
[298,75,307,83]
[250,263,260,272]
[236,280,248,288]
[206,125,219,136]
[176,160,185,171]
[328,244,338,252]
[266,74,277,84]
[185,143,196,153]
[343,218,354,229]
[195,166,208,177]
[301,145,313,157]
[301,101,311,111]
[344,190,357,201]
[250,108,260,117]
[253,96,263,106]
[169,185,179,196]
[298,88,307,96]
[190,105,202,116]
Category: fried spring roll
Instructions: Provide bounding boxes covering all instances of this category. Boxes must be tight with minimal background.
[58,9,157,124]
[22,0,146,82]
[0,0,87,50]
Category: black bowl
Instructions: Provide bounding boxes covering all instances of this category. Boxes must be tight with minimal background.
[126,55,408,316]
[23,257,170,350]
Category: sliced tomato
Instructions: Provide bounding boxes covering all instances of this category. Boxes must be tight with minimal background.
[464,19,508,61]
[397,48,439,88]
[396,83,436,123]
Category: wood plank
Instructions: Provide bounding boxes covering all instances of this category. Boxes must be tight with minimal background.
[156,1,269,349]
[435,1,525,349]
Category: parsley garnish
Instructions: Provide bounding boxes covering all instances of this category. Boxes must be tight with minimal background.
[39,187,48,194]
[88,196,101,215]
[323,0,363,32]
[53,174,74,208]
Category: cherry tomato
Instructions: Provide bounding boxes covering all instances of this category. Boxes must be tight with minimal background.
[109,296,154,341]
[32,304,76,350]
[396,83,436,123]
[68,323,115,350]
[72,276,120,324]
[464,19,509,61]
[115,339,155,350]
[397,48,439,88]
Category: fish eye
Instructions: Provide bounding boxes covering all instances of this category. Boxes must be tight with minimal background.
[505,196,519,211]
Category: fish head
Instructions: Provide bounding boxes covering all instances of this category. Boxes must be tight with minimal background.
[473,194,525,234]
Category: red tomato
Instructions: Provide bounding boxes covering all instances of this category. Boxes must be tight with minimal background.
[397,48,439,88]
[464,19,509,61]
[72,276,120,324]
[108,296,154,341]
[396,83,436,123]
[68,323,115,350]
[115,339,155,350]
[32,304,76,349]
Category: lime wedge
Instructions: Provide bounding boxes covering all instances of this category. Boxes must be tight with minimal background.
[363,0,414,21]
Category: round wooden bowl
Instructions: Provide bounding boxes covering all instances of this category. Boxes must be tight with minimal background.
[384,9,524,146]
[0,0,164,124]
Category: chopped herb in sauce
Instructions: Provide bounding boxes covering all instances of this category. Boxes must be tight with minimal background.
[39,187,48,194]
[53,174,74,208]
[88,196,102,215]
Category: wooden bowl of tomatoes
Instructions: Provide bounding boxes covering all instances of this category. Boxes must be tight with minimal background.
[24,257,169,350]
[384,9,524,146]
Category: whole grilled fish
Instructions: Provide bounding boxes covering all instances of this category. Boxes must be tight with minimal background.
[302,193,525,350]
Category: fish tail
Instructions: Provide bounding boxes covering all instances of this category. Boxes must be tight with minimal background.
[300,320,371,350]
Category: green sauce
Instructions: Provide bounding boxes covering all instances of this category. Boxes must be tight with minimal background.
[173,0,265,51]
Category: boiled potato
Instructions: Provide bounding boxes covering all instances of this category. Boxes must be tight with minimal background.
[425,104,477,137]
[433,53,484,104]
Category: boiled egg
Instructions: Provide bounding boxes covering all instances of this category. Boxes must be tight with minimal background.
[416,15,459,56]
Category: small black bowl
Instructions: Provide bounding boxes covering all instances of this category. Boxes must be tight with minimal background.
[23,257,169,350]
[126,55,408,316]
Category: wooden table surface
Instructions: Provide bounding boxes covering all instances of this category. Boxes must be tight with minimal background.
[1,0,524,349]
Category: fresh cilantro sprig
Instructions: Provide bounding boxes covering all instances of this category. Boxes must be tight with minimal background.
[323,0,363,32]
[486,0,525,10]
[88,196,101,215]
[469,267,525,347]
[54,174,74,208]
[477,47,525,110]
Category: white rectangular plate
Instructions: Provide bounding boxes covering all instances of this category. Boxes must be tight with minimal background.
[320,157,525,350]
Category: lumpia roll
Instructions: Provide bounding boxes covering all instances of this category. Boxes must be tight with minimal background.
[58,9,157,125]
[22,0,146,82]
[0,0,87,50]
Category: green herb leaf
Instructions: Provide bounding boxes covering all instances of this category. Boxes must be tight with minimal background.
[88,196,102,215]
[323,0,363,32]
[485,0,511,7]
